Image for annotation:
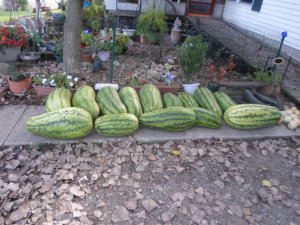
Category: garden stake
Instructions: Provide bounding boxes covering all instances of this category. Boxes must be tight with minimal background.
[110,17,117,83]
[280,56,292,86]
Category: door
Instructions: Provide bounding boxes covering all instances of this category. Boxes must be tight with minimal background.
[186,0,216,16]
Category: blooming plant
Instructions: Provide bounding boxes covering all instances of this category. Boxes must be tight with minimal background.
[0,25,29,48]
[33,72,79,89]
[81,30,93,46]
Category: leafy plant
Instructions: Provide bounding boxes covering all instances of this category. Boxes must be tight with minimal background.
[54,37,63,56]
[98,41,112,51]
[255,69,282,85]
[136,9,168,43]
[83,1,104,32]
[177,35,208,83]
[81,30,93,46]
[33,72,79,89]
[8,66,30,82]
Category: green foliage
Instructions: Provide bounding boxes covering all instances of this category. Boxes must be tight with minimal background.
[98,41,112,51]
[17,0,28,11]
[83,1,104,32]
[136,9,168,42]
[255,69,282,85]
[177,35,208,83]
[9,66,30,82]
[54,38,63,56]
[81,31,93,46]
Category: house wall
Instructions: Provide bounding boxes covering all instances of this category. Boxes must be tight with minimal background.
[222,0,300,61]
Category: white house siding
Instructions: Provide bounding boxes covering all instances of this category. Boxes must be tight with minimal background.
[222,0,300,61]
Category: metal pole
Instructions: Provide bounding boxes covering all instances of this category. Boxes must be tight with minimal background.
[109,17,117,83]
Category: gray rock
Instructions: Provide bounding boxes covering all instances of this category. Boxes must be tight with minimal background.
[171,192,185,202]
[142,199,158,212]
[136,210,146,219]
[126,198,138,211]
[8,206,30,223]
[93,210,103,218]
[111,206,130,223]
[161,210,176,222]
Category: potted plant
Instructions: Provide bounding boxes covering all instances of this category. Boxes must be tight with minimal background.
[33,72,80,96]
[82,1,104,34]
[177,35,208,95]
[7,66,32,95]
[0,25,29,62]
[136,9,168,44]
[81,30,93,48]
[98,41,112,61]
[255,69,282,97]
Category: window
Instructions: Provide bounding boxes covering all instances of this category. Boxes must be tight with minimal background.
[252,0,263,12]
[240,0,253,3]
[118,0,139,3]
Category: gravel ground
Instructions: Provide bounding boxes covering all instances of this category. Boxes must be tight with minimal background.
[0,137,299,225]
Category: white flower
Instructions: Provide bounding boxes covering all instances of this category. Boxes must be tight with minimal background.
[74,77,79,82]
[189,43,193,47]
[69,82,74,87]
[42,78,47,84]
[67,75,72,80]
[50,79,56,86]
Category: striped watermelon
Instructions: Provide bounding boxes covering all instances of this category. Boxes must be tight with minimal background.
[139,84,163,113]
[224,104,281,129]
[214,91,236,112]
[178,92,198,108]
[26,107,93,139]
[95,113,139,136]
[163,93,183,108]
[96,86,126,115]
[139,107,196,132]
[45,87,72,112]
[119,87,143,118]
[193,87,223,118]
[72,85,100,120]
[192,107,222,128]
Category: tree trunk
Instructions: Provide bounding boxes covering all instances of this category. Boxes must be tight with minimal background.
[63,0,82,75]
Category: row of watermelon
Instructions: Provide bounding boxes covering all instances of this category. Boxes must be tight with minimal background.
[26,84,281,139]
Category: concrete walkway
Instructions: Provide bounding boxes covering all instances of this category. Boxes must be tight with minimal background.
[0,105,299,146]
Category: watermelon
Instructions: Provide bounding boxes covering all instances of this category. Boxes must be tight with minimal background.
[163,93,183,108]
[214,91,236,112]
[72,85,100,120]
[26,107,93,139]
[224,104,281,129]
[139,107,196,132]
[119,87,143,118]
[95,113,139,136]
[178,92,198,108]
[192,107,222,128]
[96,86,126,115]
[45,87,72,112]
[193,87,223,118]
[139,84,163,113]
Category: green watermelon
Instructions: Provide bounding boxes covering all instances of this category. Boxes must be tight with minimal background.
[139,84,163,113]
[119,87,143,118]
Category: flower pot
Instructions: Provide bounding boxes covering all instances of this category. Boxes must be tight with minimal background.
[0,47,21,63]
[81,53,92,62]
[8,77,32,96]
[33,85,76,97]
[170,28,182,44]
[182,83,200,95]
[98,51,110,62]
[81,42,86,49]
[122,29,136,37]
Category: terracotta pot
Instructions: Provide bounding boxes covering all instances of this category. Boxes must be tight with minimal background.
[81,53,92,62]
[33,85,76,97]
[8,77,32,95]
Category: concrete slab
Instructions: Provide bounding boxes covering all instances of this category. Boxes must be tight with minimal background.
[0,105,27,146]
[4,106,128,146]
[133,124,300,143]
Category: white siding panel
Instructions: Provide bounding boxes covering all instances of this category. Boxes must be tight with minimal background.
[105,0,117,11]
[222,0,300,58]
